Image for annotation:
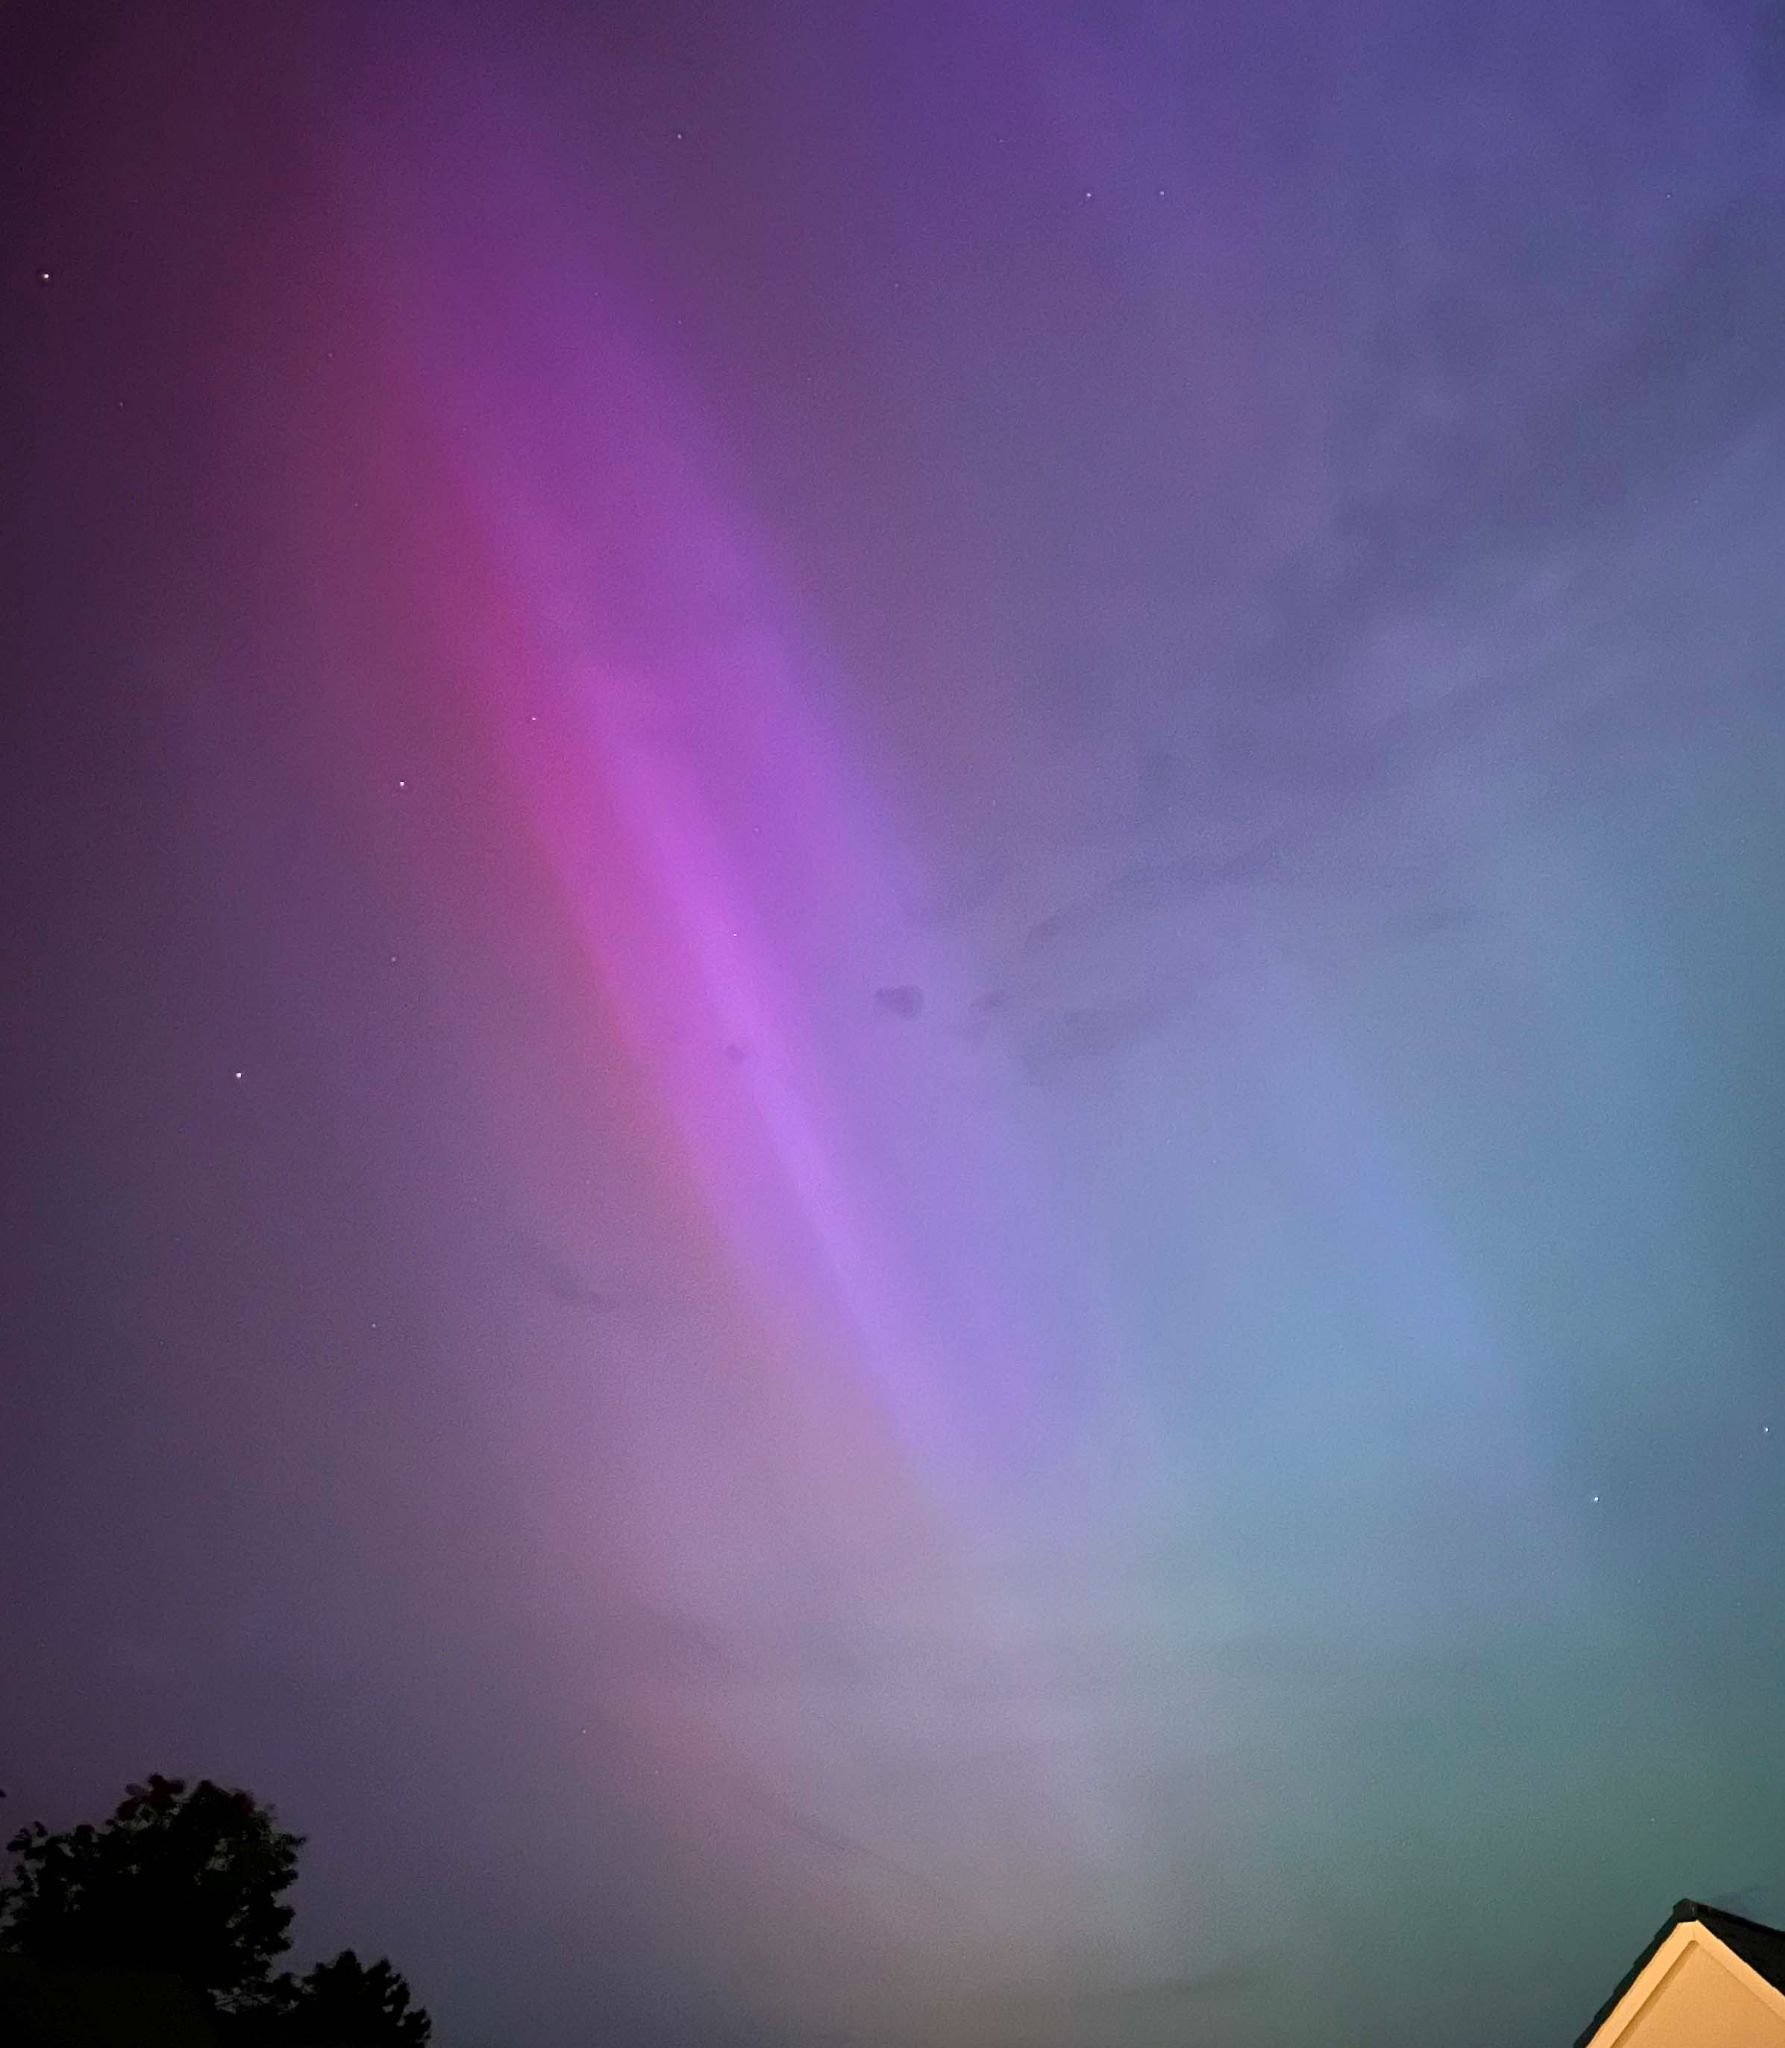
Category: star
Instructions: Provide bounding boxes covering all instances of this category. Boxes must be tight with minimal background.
[396,778,407,790]
[1590,1494,1600,1504]
[233,1070,243,1081]
[37,270,50,283]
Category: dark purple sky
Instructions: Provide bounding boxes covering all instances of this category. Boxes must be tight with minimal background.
[7,5,1785,2044]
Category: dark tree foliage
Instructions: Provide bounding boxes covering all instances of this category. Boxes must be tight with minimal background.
[0,1778,430,2048]
[266,1951,432,2048]
[0,1777,300,2011]
[0,1950,218,2048]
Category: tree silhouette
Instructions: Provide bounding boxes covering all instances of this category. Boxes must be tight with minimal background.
[0,1776,300,2014]
[265,1952,431,2048]
[0,1777,429,2047]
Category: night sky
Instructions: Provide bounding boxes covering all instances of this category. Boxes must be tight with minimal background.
[7,4,1785,2045]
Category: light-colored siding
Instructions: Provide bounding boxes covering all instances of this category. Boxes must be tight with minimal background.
[1589,1924,1785,2047]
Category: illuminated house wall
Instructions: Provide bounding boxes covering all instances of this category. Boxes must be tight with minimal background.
[1580,1902,1785,2047]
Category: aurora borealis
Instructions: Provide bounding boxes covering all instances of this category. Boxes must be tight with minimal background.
[7,4,1785,2044]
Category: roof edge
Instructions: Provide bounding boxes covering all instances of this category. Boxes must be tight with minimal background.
[1576,1899,1785,2048]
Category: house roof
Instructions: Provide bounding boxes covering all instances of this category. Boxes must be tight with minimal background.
[1576,1899,1785,2046]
